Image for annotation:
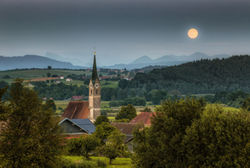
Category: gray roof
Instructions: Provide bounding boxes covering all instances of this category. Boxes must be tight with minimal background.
[59,118,96,134]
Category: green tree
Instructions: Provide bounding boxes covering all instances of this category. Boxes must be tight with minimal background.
[94,115,109,126]
[184,105,250,168]
[93,122,116,144]
[116,104,136,121]
[67,135,99,159]
[44,99,57,113]
[132,98,205,168]
[102,129,126,164]
[0,80,62,168]
[140,106,152,112]
[242,97,250,111]
[150,90,167,105]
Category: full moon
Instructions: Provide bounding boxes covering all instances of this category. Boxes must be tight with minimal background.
[187,28,199,39]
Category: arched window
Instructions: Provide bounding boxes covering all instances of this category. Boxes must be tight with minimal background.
[91,89,92,95]
[96,89,98,94]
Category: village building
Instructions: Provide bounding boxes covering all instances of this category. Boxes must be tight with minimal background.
[111,122,142,151]
[61,52,101,123]
[60,52,101,136]
[59,118,95,139]
[129,112,155,127]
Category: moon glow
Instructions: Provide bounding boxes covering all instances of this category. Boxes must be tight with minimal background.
[188,28,199,39]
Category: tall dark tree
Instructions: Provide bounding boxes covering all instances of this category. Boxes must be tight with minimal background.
[0,80,62,168]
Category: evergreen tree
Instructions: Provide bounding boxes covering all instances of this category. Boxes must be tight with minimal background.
[0,80,62,168]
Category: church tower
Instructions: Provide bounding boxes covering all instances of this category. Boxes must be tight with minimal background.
[89,52,101,122]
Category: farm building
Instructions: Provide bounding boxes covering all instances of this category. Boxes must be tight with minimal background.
[59,118,95,138]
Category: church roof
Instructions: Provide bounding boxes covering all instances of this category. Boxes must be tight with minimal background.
[129,112,156,126]
[62,101,90,119]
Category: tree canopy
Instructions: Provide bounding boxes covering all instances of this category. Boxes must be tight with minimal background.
[132,98,250,168]
[115,104,137,121]
[0,80,62,168]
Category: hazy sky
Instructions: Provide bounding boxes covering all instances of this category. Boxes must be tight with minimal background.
[0,0,250,66]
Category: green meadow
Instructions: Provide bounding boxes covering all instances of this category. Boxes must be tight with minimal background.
[62,156,132,168]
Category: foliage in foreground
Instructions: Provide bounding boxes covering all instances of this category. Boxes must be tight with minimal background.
[100,129,127,164]
[132,98,250,168]
[67,135,99,159]
[0,80,63,168]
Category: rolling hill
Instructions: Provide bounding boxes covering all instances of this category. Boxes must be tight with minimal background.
[0,55,84,70]
[129,55,250,94]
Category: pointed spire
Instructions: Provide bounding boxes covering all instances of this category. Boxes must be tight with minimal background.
[92,52,99,82]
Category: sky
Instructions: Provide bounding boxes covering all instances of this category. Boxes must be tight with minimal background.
[0,0,250,66]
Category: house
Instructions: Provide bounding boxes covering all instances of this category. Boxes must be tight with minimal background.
[59,118,95,138]
[66,78,72,82]
[111,122,143,151]
[129,112,156,127]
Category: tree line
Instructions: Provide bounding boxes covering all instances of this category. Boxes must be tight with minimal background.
[127,55,250,94]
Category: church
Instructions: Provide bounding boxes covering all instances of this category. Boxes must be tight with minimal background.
[62,52,101,122]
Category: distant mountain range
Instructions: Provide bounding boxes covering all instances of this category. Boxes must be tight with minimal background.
[103,52,230,70]
[0,52,230,71]
[0,55,84,70]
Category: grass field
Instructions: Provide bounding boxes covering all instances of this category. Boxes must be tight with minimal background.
[62,156,132,168]
[0,69,87,81]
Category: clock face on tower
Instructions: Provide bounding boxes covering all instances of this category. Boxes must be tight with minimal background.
[95,83,99,88]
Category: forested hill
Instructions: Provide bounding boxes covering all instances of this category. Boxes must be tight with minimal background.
[129,55,250,94]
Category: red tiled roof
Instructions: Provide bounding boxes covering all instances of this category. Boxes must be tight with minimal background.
[111,122,140,135]
[62,101,90,119]
[129,112,156,126]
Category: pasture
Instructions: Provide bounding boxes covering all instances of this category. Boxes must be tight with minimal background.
[62,156,132,168]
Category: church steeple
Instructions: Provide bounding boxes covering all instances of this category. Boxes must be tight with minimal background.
[91,52,99,82]
[88,51,101,122]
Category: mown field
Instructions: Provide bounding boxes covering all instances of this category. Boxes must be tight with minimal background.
[62,156,132,168]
